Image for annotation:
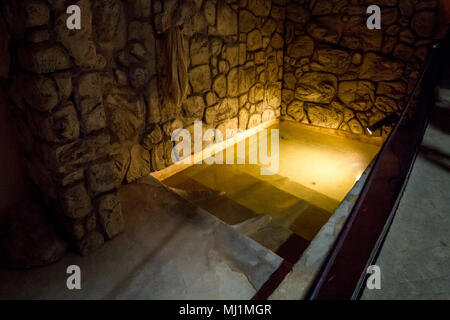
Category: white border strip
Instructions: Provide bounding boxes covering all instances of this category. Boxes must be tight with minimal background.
[151,119,279,181]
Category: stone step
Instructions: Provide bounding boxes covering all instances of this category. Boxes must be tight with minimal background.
[164,173,261,225]
[164,174,297,255]
[231,156,341,213]
[163,164,335,252]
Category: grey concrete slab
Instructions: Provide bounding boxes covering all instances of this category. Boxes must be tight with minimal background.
[0,176,282,300]
[362,104,450,300]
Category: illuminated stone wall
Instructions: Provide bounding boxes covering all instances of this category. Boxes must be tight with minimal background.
[105,0,286,183]
[281,0,438,138]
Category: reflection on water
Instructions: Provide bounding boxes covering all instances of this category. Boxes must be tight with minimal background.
[163,121,380,253]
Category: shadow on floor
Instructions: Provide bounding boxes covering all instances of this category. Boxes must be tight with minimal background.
[428,105,450,135]
[419,145,450,172]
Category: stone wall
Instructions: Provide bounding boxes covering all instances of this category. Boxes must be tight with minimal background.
[2,0,124,255]
[102,0,285,183]
[280,0,438,137]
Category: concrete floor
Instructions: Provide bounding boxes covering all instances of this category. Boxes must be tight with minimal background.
[0,176,282,299]
[362,90,450,299]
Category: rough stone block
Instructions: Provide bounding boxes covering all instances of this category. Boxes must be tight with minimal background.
[248,0,271,17]
[240,10,257,33]
[80,105,107,135]
[271,33,284,49]
[295,72,337,104]
[142,125,163,150]
[306,105,343,129]
[43,131,111,174]
[60,183,93,219]
[190,36,210,66]
[58,169,85,187]
[151,142,166,171]
[393,43,414,61]
[127,0,151,18]
[248,113,262,128]
[247,30,263,51]
[360,52,404,81]
[94,0,123,41]
[287,100,305,121]
[17,44,71,74]
[96,192,124,239]
[348,119,364,135]
[145,77,162,124]
[311,46,351,75]
[129,65,149,89]
[249,83,264,104]
[27,29,50,43]
[162,118,184,138]
[55,0,100,68]
[43,139,94,174]
[222,44,239,68]
[411,11,436,38]
[33,102,80,143]
[105,90,146,143]
[183,96,205,119]
[227,67,239,97]
[376,81,407,100]
[215,98,239,122]
[23,75,59,112]
[75,231,104,256]
[86,160,117,195]
[126,145,151,183]
[24,0,50,28]
[204,106,216,125]
[288,3,310,24]
[262,109,276,122]
[306,16,342,44]
[52,72,72,101]
[239,65,257,94]
[238,108,249,130]
[216,2,237,36]
[338,80,375,112]
[217,118,238,137]
[375,96,398,113]
[189,65,211,94]
[84,214,97,233]
[75,73,103,114]
[266,82,282,108]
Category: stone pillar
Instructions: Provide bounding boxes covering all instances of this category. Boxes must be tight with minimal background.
[2,0,124,255]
